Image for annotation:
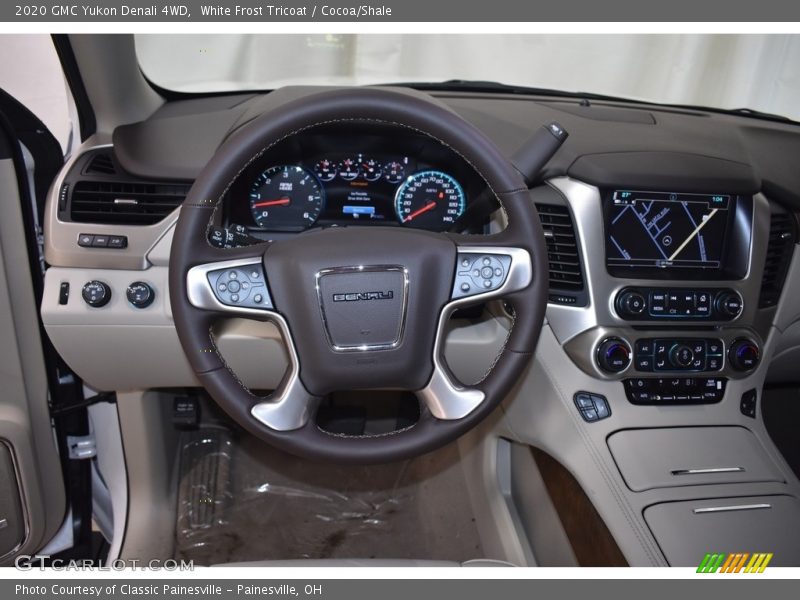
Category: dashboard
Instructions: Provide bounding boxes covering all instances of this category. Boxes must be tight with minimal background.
[221,127,490,237]
[34,83,800,568]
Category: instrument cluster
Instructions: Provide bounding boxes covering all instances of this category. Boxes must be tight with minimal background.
[223,128,486,235]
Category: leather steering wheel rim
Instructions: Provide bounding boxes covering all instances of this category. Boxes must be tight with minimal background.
[169,88,548,464]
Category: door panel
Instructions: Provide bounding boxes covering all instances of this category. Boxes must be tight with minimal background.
[0,122,66,565]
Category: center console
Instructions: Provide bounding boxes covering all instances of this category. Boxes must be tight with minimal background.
[552,186,765,408]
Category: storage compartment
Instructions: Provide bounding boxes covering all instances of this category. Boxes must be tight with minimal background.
[607,426,784,492]
[645,495,800,566]
[0,442,25,557]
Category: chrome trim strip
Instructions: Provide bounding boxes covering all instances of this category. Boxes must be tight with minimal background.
[693,503,771,514]
[314,265,409,352]
[671,467,745,476]
[418,246,532,420]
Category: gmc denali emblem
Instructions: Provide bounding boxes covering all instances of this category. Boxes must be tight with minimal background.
[332,291,394,302]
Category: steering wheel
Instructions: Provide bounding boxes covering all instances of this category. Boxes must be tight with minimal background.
[169,88,548,464]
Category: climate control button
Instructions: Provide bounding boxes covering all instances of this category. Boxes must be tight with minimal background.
[596,338,632,373]
[729,339,760,372]
[669,344,695,368]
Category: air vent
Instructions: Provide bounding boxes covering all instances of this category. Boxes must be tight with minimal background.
[84,151,116,175]
[69,180,190,225]
[759,211,797,308]
[535,203,585,302]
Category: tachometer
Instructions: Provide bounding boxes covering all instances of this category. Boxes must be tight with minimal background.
[394,170,466,231]
[249,165,324,231]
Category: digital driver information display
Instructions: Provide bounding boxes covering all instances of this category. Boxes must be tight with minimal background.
[606,190,731,270]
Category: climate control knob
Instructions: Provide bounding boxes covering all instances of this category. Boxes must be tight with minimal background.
[596,338,632,373]
[616,290,647,317]
[82,280,111,308]
[669,344,695,368]
[729,339,760,372]
[715,291,743,319]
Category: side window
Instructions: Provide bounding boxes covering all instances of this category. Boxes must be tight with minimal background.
[0,34,75,155]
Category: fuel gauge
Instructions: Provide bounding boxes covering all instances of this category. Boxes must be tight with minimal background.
[361,158,382,181]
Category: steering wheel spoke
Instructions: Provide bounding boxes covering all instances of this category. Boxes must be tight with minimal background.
[417,244,533,420]
[250,313,322,431]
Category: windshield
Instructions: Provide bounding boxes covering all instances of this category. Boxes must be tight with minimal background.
[136,34,800,122]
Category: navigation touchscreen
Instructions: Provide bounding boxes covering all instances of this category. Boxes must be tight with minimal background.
[606,190,732,273]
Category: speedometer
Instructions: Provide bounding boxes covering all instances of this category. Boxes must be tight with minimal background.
[249,165,324,231]
[394,170,466,231]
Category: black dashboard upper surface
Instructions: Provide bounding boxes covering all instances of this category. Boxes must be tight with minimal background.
[111,86,799,210]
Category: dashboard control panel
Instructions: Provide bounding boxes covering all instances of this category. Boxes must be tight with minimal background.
[634,338,724,372]
[614,287,743,321]
[624,377,727,405]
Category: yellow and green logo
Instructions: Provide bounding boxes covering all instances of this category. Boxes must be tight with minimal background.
[697,552,773,573]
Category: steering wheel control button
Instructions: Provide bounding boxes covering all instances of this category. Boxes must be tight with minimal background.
[574,392,611,422]
[452,252,512,299]
[729,339,760,372]
[82,280,111,308]
[207,264,273,310]
[596,338,631,373]
[126,282,155,309]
